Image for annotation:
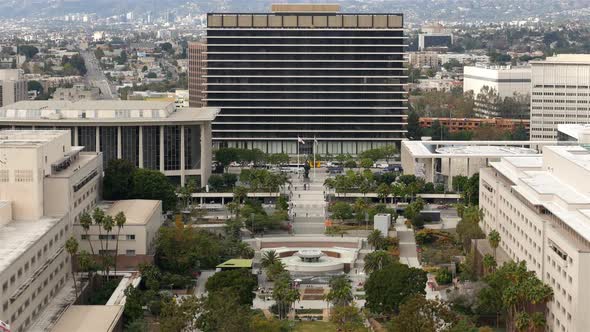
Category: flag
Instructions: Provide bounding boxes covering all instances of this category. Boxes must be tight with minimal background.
[297,136,305,144]
[0,320,11,332]
[314,136,318,145]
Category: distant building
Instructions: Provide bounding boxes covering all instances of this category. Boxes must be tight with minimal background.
[0,130,102,332]
[0,100,219,186]
[188,42,206,108]
[53,84,100,101]
[0,69,27,107]
[418,32,453,51]
[480,145,590,332]
[530,54,590,140]
[463,65,531,118]
[419,117,530,133]
[74,200,163,269]
[557,123,590,144]
[408,51,439,69]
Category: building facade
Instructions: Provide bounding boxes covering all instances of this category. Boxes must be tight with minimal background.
[201,4,407,155]
[0,100,218,186]
[418,32,452,51]
[0,69,27,107]
[74,200,163,270]
[419,117,530,133]
[0,130,102,332]
[408,51,439,70]
[479,145,590,332]
[53,84,100,101]
[188,42,207,108]
[530,54,590,141]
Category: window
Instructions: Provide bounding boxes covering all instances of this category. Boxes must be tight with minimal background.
[126,250,136,256]
[126,234,136,240]
[81,235,88,240]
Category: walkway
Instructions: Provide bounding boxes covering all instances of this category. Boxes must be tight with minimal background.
[397,223,421,269]
[289,171,328,235]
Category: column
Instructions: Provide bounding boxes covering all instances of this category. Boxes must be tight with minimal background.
[180,125,186,186]
[95,127,100,153]
[138,126,143,168]
[74,127,79,146]
[117,126,122,159]
[159,126,165,172]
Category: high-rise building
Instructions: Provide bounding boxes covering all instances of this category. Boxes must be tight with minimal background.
[0,130,102,332]
[530,54,590,140]
[0,69,27,107]
[188,42,207,108]
[463,65,531,118]
[200,4,407,155]
[418,32,453,52]
[480,145,590,332]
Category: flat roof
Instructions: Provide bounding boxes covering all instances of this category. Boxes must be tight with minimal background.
[558,123,590,140]
[0,130,68,147]
[104,200,161,225]
[0,217,63,272]
[216,259,253,269]
[435,145,537,156]
[402,140,547,158]
[531,54,590,64]
[50,305,123,332]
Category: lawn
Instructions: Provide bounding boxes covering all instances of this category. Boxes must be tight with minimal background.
[294,321,369,332]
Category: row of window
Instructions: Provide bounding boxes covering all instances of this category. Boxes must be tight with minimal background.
[81,234,135,241]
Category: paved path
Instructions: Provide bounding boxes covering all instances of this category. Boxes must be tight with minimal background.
[289,171,328,235]
[193,270,216,297]
[397,226,421,268]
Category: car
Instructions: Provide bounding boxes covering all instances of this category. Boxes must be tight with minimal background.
[326,165,344,174]
[374,163,389,169]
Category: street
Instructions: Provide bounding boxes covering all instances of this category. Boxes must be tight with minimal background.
[80,50,115,99]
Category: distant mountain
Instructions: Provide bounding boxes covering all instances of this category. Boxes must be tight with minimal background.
[0,0,588,23]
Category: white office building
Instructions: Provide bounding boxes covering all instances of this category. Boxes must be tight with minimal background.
[480,145,590,332]
[0,130,102,332]
[463,65,531,118]
[530,54,590,141]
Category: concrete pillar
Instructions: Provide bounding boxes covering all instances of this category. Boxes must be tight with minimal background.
[95,127,100,153]
[117,126,122,159]
[159,126,165,172]
[74,127,79,145]
[180,125,186,186]
[138,126,143,168]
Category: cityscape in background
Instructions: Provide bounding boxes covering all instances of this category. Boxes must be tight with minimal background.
[1,1,590,332]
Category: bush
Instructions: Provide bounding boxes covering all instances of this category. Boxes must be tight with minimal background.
[435,269,453,285]
[415,229,436,245]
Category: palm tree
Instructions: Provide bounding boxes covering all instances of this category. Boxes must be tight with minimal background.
[363,250,393,274]
[79,212,95,255]
[488,230,501,259]
[102,215,114,279]
[260,250,279,268]
[514,312,531,332]
[325,275,353,307]
[367,229,384,250]
[482,254,497,275]
[65,236,79,299]
[237,242,255,259]
[376,183,390,203]
[113,212,126,276]
[92,207,106,254]
[529,312,546,332]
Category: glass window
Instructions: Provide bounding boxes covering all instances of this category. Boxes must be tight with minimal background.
[77,127,96,152]
[142,126,160,170]
[100,127,118,167]
[164,126,181,171]
[121,126,139,166]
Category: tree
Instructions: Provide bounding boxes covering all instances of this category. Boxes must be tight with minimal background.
[329,201,353,222]
[388,295,461,332]
[27,80,43,95]
[326,275,353,307]
[272,272,300,320]
[435,268,453,285]
[367,229,385,250]
[93,207,106,257]
[360,158,374,169]
[178,178,196,209]
[363,250,395,274]
[260,250,279,268]
[205,269,257,306]
[268,153,289,165]
[364,262,427,315]
[482,254,497,275]
[18,45,39,59]
[131,169,177,211]
[488,230,501,259]
[146,72,157,79]
[456,205,485,251]
[331,304,364,332]
[123,285,144,323]
[161,295,200,332]
[114,212,126,275]
[452,176,469,193]
[103,159,136,200]
[160,42,173,53]
[102,215,114,279]
[511,124,529,141]
[406,110,422,140]
[79,212,95,255]
[344,159,357,169]
[197,288,251,332]
[359,148,385,162]
[377,183,391,203]
[65,236,79,299]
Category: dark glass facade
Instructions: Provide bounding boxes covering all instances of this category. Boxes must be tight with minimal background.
[78,127,96,152]
[204,12,407,151]
[121,126,139,166]
[142,126,160,170]
[164,126,181,171]
[100,127,118,167]
[184,125,201,169]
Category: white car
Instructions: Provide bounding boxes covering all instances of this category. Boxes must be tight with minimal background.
[374,163,389,169]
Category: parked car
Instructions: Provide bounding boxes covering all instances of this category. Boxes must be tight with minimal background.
[326,165,344,174]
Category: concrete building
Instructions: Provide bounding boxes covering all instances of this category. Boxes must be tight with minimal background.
[0,130,102,332]
[400,139,548,190]
[418,32,452,51]
[50,305,123,332]
[0,100,219,186]
[200,4,407,155]
[479,145,590,332]
[408,51,439,69]
[74,200,163,269]
[530,54,590,141]
[557,123,590,145]
[463,65,531,118]
[419,117,530,134]
[0,69,27,107]
[188,42,207,108]
[53,84,100,101]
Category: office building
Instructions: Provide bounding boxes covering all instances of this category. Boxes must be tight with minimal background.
[0,130,102,332]
[0,69,27,107]
[480,145,590,332]
[0,100,218,186]
[201,4,407,155]
[74,200,163,269]
[53,84,100,101]
[188,42,207,108]
[530,54,590,140]
[463,65,531,118]
[408,51,439,69]
[418,32,452,51]
[419,117,530,134]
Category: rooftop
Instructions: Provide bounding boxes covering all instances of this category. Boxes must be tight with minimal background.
[0,130,67,147]
[104,200,161,225]
[0,217,63,272]
[216,259,253,269]
[0,100,219,123]
[50,305,123,332]
[532,54,590,64]
[402,140,547,158]
[435,145,537,156]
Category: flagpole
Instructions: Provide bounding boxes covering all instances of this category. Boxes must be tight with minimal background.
[313,136,316,179]
[297,137,300,177]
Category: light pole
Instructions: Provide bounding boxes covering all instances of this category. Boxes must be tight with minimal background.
[250,213,255,237]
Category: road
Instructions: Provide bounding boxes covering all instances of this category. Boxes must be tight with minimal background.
[80,50,115,99]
